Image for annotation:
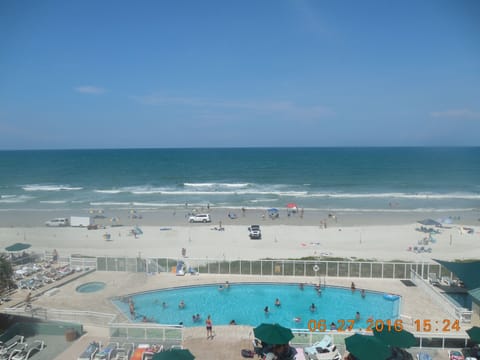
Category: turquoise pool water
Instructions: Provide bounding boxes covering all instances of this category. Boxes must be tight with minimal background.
[76,281,106,293]
[112,283,400,329]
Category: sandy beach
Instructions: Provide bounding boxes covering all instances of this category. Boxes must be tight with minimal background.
[1,208,478,261]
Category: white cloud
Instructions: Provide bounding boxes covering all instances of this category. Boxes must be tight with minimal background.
[430,109,480,120]
[74,86,106,95]
[131,94,334,119]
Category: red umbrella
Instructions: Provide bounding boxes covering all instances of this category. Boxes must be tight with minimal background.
[286,203,298,209]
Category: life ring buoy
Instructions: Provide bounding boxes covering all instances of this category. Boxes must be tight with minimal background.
[313,265,320,272]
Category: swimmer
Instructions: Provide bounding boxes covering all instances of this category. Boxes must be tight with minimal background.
[275,298,281,307]
[293,317,301,323]
[355,311,361,321]
[218,285,224,290]
[179,300,185,309]
[330,322,337,330]
[229,319,237,325]
[162,302,167,308]
[310,303,316,312]
[299,283,304,290]
[225,281,230,289]
[351,282,356,292]
[264,306,269,314]
[361,289,366,298]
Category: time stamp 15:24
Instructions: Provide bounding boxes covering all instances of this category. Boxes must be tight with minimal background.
[307,319,461,332]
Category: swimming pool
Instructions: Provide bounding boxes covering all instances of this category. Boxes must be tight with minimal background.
[76,281,106,293]
[112,283,400,329]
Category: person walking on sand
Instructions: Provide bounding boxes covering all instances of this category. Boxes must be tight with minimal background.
[206,315,213,339]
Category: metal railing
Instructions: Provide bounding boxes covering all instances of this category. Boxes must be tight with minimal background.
[410,269,472,323]
[2,306,184,345]
[109,321,183,346]
[94,256,451,279]
[291,329,470,349]
[2,307,116,327]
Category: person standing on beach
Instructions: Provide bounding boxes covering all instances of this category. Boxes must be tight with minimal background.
[206,315,213,339]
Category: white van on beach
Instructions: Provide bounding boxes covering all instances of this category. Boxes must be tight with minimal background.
[45,218,69,227]
[188,214,211,223]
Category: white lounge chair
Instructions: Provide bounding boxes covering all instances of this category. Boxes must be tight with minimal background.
[0,336,25,356]
[304,336,342,360]
[11,340,45,360]
[428,273,440,286]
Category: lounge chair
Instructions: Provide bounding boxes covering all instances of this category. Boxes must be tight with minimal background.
[78,341,100,360]
[11,340,45,360]
[0,336,25,356]
[304,336,342,360]
[252,339,264,358]
[94,342,118,359]
[295,348,307,360]
[416,352,432,360]
[116,343,134,360]
[428,273,440,286]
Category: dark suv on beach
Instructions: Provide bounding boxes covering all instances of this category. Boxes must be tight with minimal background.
[248,225,261,239]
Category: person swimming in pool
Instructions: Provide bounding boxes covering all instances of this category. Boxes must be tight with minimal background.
[179,300,185,309]
[264,306,269,314]
[309,303,316,312]
[275,298,281,307]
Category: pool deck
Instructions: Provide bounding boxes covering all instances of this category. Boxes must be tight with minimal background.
[4,271,469,359]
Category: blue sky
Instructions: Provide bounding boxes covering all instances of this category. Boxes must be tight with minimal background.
[0,0,479,149]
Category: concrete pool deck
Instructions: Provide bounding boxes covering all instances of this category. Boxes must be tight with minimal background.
[4,271,470,360]
[28,271,463,330]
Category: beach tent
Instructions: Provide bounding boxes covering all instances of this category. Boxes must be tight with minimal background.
[267,208,279,218]
[417,219,441,227]
[5,243,31,252]
[286,203,298,212]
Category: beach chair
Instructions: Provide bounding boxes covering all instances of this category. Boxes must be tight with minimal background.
[417,352,433,360]
[428,273,440,286]
[304,335,342,359]
[252,339,264,358]
[78,341,100,360]
[11,340,45,360]
[116,343,134,360]
[0,336,24,356]
[94,342,118,359]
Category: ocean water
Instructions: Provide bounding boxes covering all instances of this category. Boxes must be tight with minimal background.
[0,147,479,212]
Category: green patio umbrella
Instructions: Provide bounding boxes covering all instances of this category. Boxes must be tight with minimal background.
[373,327,417,348]
[5,243,31,252]
[253,323,294,345]
[152,349,195,360]
[345,334,391,360]
[466,326,480,344]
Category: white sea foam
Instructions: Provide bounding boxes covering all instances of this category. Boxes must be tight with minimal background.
[184,182,250,188]
[90,202,132,206]
[1,195,16,199]
[298,192,480,200]
[94,189,123,194]
[0,195,34,203]
[23,184,83,191]
[39,200,68,204]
